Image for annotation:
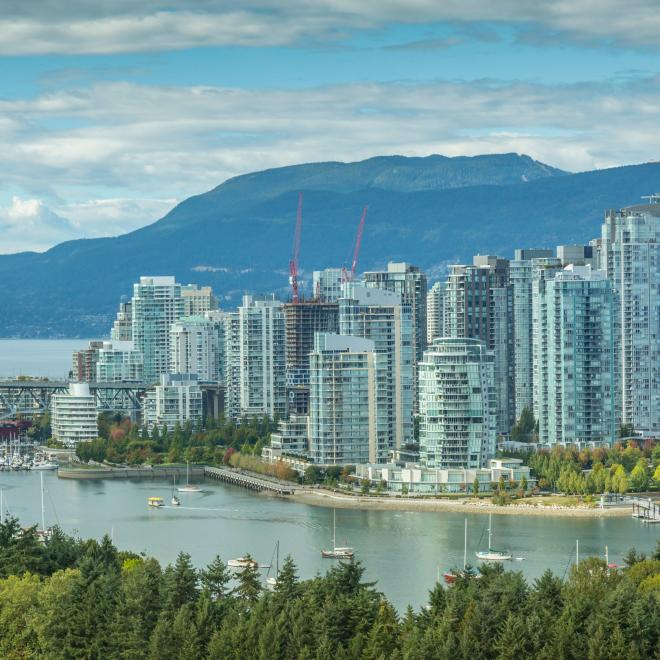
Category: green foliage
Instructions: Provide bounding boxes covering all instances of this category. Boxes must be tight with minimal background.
[510,406,536,442]
[0,519,658,659]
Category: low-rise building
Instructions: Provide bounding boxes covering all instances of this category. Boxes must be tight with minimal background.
[51,383,98,446]
[355,458,534,494]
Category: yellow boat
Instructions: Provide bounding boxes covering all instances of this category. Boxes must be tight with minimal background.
[148,496,164,508]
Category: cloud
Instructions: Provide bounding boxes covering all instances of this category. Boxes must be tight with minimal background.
[3,74,660,252]
[0,1,659,54]
[384,36,463,51]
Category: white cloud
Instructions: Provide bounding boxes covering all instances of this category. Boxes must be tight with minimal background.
[0,1,659,54]
[2,75,660,252]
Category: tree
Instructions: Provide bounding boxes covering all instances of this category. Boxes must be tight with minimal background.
[510,406,536,442]
[232,555,261,603]
[200,555,230,601]
[274,555,299,601]
[472,477,480,495]
[164,552,198,610]
[360,479,370,495]
[629,459,649,492]
[363,600,400,660]
[520,475,528,494]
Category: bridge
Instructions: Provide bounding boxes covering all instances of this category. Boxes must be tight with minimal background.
[0,380,146,418]
[204,466,295,495]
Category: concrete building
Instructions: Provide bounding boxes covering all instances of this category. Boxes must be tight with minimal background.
[510,251,555,419]
[426,281,446,344]
[181,284,218,316]
[419,338,497,469]
[339,283,414,454]
[557,244,594,267]
[309,333,385,465]
[131,276,184,383]
[169,315,220,382]
[283,301,339,415]
[312,268,344,302]
[72,341,104,382]
[234,295,287,419]
[269,413,309,455]
[355,458,534,494]
[533,265,616,445]
[222,311,241,419]
[442,257,513,433]
[144,373,203,432]
[96,341,144,382]
[363,263,428,397]
[205,310,227,385]
[51,383,98,446]
[110,298,132,341]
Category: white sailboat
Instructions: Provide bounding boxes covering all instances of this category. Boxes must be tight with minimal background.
[177,461,202,493]
[266,540,279,588]
[37,472,53,541]
[475,513,512,561]
[321,509,354,559]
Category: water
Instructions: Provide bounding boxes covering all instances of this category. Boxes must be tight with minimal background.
[1,471,657,611]
[0,339,94,379]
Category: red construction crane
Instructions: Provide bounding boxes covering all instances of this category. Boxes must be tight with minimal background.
[342,205,367,283]
[289,192,303,303]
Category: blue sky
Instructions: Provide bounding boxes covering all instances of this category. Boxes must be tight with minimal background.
[2,2,660,252]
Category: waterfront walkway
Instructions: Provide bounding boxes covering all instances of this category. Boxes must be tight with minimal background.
[204,466,295,495]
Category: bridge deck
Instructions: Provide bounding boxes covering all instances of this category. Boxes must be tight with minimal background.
[204,466,294,495]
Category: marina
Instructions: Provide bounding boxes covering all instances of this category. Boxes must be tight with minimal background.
[1,469,657,610]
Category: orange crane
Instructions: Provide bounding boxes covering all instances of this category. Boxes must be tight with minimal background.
[289,192,303,303]
[342,205,367,283]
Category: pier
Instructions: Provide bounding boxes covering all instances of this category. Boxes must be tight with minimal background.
[204,466,295,495]
[631,497,660,523]
[58,465,205,480]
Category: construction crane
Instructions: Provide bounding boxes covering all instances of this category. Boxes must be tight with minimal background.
[289,192,303,303]
[342,205,367,283]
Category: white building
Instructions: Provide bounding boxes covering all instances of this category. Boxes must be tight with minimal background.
[600,194,660,435]
[96,341,144,382]
[426,281,446,344]
[312,268,343,302]
[309,333,385,465]
[339,284,414,457]
[144,373,203,432]
[131,276,184,383]
[419,338,497,469]
[169,315,220,382]
[51,383,98,446]
[110,298,132,341]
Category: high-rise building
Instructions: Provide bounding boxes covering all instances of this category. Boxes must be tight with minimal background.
[283,301,339,414]
[71,341,104,382]
[600,194,660,434]
[205,310,227,385]
[364,262,427,406]
[131,276,184,383]
[339,284,413,456]
[312,268,343,302]
[96,341,144,382]
[169,315,220,382]
[51,383,98,446]
[533,265,616,445]
[442,256,513,433]
[309,333,385,465]
[234,295,286,419]
[510,251,555,419]
[181,284,218,316]
[222,311,241,420]
[426,281,446,344]
[418,338,496,469]
[144,373,203,432]
[110,298,132,341]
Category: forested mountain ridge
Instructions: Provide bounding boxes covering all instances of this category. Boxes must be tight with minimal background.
[1,153,659,337]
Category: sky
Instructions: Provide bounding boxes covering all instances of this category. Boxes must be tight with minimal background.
[2,1,660,253]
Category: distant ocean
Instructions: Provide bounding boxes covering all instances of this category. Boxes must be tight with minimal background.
[0,339,93,379]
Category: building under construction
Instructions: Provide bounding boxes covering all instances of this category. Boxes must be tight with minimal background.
[284,301,339,414]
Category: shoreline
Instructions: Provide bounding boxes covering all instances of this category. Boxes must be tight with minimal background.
[288,489,632,518]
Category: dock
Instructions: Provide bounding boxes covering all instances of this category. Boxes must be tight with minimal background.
[204,466,295,495]
[631,497,660,523]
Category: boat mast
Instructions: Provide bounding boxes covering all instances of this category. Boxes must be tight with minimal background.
[276,540,279,576]
[333,509,336,551]
[488,513,492,550]
[40,472,45,533]
[1,489,3,524]
[463,517,468,569]
[576,539,579,566]
[605,545,608,565]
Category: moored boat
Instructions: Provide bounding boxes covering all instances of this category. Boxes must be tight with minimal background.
[322,510,354,560]
[475,514,512,561]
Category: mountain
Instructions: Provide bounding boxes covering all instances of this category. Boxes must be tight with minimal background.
[0,152,657,337]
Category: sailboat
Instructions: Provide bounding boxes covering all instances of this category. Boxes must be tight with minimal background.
[443,518,470,584]
[475,513,512,561]
[177,461,202,493]
[266,540,279,588]
[36,472,53,542]
[171,476,180,506]
[321,509,354,559]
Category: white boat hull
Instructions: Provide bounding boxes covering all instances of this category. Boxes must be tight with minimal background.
[476,551,512,561]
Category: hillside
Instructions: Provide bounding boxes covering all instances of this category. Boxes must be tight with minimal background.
[0,153,657,337]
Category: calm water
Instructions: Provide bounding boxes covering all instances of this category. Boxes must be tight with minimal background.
[0,339,94,379]
[2,471,657,610]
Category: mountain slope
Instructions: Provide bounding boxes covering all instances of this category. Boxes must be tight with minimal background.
[0,154,656,337]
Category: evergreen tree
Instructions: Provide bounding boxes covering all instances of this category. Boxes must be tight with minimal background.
[274,555,300,601]
[363,599,400,660]
[232,555,261,603]
[200,555,231,601]
[164,552,198,610]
